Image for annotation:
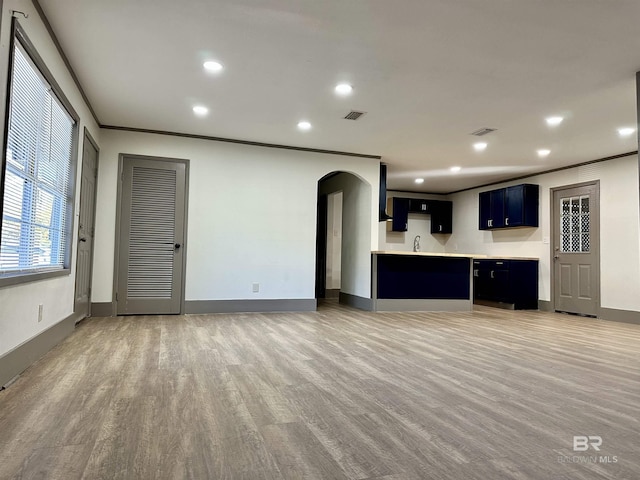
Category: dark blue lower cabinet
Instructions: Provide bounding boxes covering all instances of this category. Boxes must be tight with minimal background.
[376,255,470,300]
[473,259,538,309]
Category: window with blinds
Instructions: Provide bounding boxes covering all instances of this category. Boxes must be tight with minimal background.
[0,40,76,277]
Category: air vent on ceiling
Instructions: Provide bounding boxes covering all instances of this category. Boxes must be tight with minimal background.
[470,127,497,136]
[344,111,366,120]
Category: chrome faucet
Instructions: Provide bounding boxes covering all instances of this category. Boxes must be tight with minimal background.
[413,235,421,252]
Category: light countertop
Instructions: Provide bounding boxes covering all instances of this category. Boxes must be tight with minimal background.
[372,251,539,261]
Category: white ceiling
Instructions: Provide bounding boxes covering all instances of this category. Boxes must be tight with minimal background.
[39,0,640,193]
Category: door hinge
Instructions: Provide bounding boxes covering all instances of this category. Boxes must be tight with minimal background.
[115,292,118,301]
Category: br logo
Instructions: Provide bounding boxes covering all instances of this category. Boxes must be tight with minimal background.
[573,436,602,452]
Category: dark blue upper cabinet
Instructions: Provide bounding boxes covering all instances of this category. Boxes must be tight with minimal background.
[479,191,491,229]
[430,200,452,234]
[479,184,539,230]
[479,189,505,229]
[389,197,410,232]
[387,197,452,234]
[505,184,539,227]
[489,189,505,228]
[409,198,431,213]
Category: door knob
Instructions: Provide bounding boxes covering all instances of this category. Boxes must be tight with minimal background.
[79,237,87,242]
[174,243,181,249]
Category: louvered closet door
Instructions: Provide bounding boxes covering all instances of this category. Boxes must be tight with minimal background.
[117,156,187,315]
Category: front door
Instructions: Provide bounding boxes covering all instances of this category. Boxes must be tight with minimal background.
[74,130,99,319]
[116,155,187,315]
[552,182,599,316]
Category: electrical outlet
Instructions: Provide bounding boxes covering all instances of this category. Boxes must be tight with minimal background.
[252,283,260,293]
[38,304,43,322]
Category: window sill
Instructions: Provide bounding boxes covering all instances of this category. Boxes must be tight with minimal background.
[0,268,71,289]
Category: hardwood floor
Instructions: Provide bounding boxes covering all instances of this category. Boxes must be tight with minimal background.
[1,302,639,479]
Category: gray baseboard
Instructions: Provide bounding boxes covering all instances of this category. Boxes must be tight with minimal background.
[0,312,79,388]
[538,300,552,312]
[375,298,472,312]
[184,298,317,314]
[599,308,640,325]
[325,289,340,299]
[339,292,373,311]
[91,302,114,317]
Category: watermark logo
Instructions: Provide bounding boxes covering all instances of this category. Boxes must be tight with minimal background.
[573,435,602,452]
[557,436,618,464]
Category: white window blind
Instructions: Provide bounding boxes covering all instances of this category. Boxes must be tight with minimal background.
[0,41,75,275]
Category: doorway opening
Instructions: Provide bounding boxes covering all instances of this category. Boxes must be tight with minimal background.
[325,192,343,298]
[316,171,371,304]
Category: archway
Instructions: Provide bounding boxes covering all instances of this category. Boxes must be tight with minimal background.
[316,171,371,303]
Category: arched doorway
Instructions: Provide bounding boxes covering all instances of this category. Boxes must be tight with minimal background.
[316,171,371,302]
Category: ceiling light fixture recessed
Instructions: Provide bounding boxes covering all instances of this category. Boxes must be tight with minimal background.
[537,149,551,158]
[415,178,424,184]
[546,116,564,127]
[203,60,223,72]
[618,127,636,137]
[473,142,488,152]
[335,83,353,96]
[450,166,461,173]
[192,105,209,117]
[297,121,312,131]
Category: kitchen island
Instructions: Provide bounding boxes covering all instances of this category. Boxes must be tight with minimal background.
[371,251,475,311]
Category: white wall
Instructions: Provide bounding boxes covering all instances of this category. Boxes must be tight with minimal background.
[0,0,100,358]
[93,130,379,304]
[326,191,342,290]
[379,192,451,253]
[448,154,640,311]
[319,173,373,298]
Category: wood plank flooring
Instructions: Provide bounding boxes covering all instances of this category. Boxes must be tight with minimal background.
[1,302,640,479]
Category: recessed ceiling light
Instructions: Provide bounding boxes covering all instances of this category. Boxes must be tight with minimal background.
[537,149,551,158]
[415,178,424,184]
[450,166,461,173]
[297,121,312,131]
[618,127,636,137]
[335,83,353,96]
[473,142,488,152]
[203,60,223,72]
[193,105,209,117]
[546,116,564,127]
